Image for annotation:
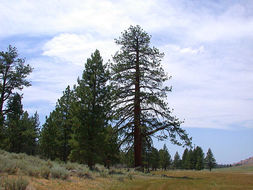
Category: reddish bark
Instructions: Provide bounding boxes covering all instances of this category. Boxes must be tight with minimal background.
[134,39,142,167]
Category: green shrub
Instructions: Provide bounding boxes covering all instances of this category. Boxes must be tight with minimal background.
[99,170,108,178]
[50,165,69,180]
[76,170,93,179]
[46,160,53,169]
[1,160,17,175]
[40,166,50,179]
[127,173,134,180]
[65,162,78,170]
[94,164,107,172]
[108,169,124,175]
[25,166,40,178]
[2,177,28,190]
[117,176,124,182]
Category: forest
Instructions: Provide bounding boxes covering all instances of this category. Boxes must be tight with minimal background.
[0,25,216,171]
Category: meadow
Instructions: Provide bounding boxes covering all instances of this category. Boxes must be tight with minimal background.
[0,150,252,190]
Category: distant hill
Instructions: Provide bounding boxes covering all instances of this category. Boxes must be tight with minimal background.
[233,156,253,166]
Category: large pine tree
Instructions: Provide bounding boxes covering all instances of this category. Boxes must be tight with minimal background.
[70,50,111,169]
[111,25,191,167]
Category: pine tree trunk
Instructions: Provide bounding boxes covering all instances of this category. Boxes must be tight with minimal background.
[134,41,142,167]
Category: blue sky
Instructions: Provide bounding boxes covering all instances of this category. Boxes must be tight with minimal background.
[0,0,252,164]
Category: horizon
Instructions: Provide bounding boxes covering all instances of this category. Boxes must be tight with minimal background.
[0,0,252,164]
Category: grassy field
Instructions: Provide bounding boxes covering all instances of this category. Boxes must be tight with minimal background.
[109,170,253,190]
[0,150,253,190]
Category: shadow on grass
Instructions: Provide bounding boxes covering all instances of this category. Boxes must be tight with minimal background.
[161,174,201,180]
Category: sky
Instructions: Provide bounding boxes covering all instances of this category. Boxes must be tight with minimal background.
[0,0,252,164]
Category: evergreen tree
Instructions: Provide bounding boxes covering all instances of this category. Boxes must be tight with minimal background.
[205,148,216,171]
[186,149,194,169]
[19,111,40,155]
[4,93,39,154]
[39,111,61,160]
[101,125,120,168]
[111,25,191,167]
[39,86,75,161]
[69,50,111,169]
[142,136,152,170]
[120,148,134,168]
[0,45,32,144]
[181,148,189,169]
[194,146,204,170]
[149,147,160,170]
[55,86,75,162]
[173,151,181,169]
[159,144,172,170]
[4,93,23,152]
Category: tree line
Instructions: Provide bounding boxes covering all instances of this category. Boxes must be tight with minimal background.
[121,144,216,171]
[0,25,217,170]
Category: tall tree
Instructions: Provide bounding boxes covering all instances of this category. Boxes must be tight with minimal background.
[111,25,191,167]
[0,45,32,142]
[205,148,216,171]
[69,50,111,169]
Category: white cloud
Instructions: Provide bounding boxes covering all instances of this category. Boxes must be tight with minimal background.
[42,33,117,66]
[1,0,253,131]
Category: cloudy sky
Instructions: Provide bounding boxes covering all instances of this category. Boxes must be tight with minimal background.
[0,0,252,164]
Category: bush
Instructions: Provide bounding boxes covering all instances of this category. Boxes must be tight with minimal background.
[2,177,29,190]
[25,166,40,178]
[50,165,69,180]
[108,169,124,175]
[40,167,50,179]
[0,158,17,175]
[65,162,79,170]
[127,173,133,180]
[99,170,108,178]
[76,170,93,179]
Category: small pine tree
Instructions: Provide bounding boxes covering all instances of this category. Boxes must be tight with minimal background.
[159,144,172,170]
[39,111,61,160]
[4,93,24,153]
[149,147,160,171]
[194,146,204,170]
[19,111,40,155]
[205,148,216,171]
[173,151,181,169]
[181,148,189,169]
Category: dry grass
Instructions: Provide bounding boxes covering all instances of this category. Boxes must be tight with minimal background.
[1,150,253,190]
[29,176,116,190]
[109,170,253,190]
